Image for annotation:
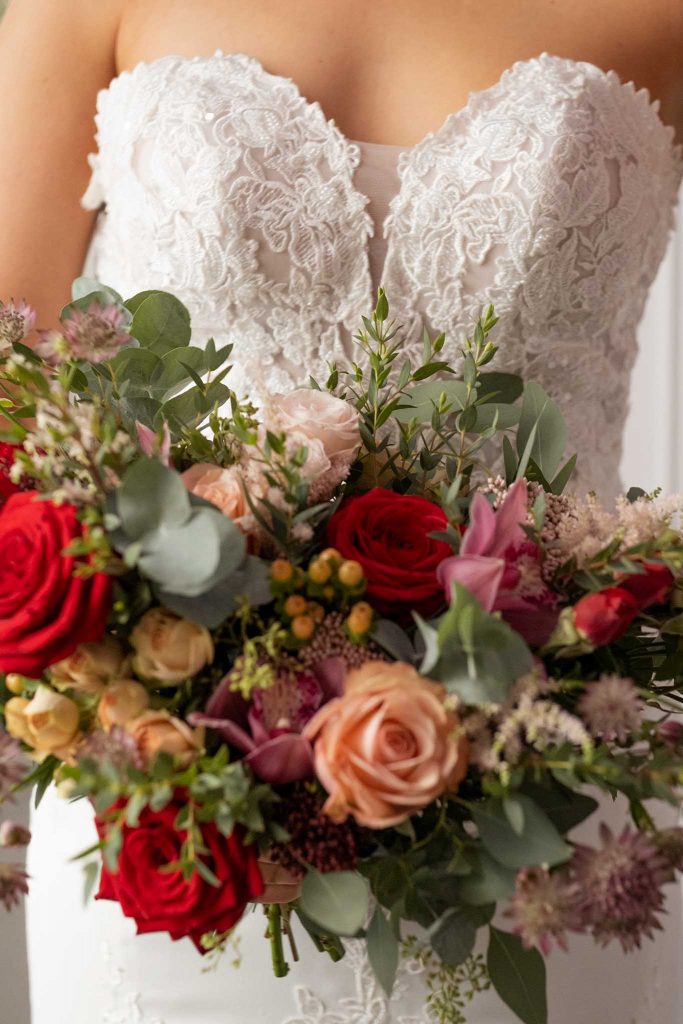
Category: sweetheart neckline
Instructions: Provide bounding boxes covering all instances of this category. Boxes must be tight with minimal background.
[102,48,683,165]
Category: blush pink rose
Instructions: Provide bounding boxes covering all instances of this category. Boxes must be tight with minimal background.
[271,390,361,462]
[303,661,468,829]
[181,464,249,526]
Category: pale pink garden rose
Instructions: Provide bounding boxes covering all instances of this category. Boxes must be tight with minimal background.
[127,709,204,767]
[182,463,250,528]
[50,637,130,696]
[98,680,151,731]
[130,608,214,686]
[303,661,469,829]
[271,390,361,462]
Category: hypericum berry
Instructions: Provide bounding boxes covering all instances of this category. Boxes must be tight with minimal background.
[307,602,325,624]
[271,559,294,584]
[4,674,25,696]
[284,594,308,617]
[308,558,332,584]
[319,548,342,565]
[338,560,364,588]
[347,601,373,637]
[291,614,315,641]
[322,586,335,601]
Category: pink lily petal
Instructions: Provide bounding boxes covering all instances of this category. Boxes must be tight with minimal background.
[310,656,347,700]
[186,712,255,754]
[245,733,315,783]
[461,493,498,556]
[438,554,506,611]
[491,479,529,555]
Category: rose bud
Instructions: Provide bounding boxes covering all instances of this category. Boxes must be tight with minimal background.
[131,609,214,686]
[127,710,204,766]
[573,587,640,647]
[4,697,33,746]
[23,687,80,754]
[0,821,31,848]
[50,636,129,695]
[98,681,150,731]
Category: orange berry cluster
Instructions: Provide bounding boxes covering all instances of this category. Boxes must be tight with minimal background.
[270,548,372,645]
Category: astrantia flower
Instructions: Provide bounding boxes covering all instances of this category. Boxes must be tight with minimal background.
[0,820,31,847]
[59,302,133,363]
[578,674,643,743]
[76,725,144,773]
[507,866,579,955]
[572,824,672,951]
[0,862,29,910]
[0,299,35,353]
[0,732,24,801]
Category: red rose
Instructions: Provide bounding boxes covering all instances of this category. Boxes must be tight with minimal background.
[618,563,674,608]
[96,798,264,951]
[0,491,112,676]
[0,443,21,501]
[574,587,640,646]
[326,488,451,618]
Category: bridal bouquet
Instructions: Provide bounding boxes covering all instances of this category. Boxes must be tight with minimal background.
[2,282,683,1024]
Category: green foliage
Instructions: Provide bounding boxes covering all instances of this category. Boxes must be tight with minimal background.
[298,869,370,937]
[471,796,571,870]
[487,927,547,1024]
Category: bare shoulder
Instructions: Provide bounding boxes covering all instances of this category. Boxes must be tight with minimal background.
[1,0,124,52]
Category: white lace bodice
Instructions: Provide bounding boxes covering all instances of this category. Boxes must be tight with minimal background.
[81,49,683,499]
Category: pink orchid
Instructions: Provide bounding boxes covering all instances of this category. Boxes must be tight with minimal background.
[189,658,346,785]
[135,421,172,467]
[437,479,558,645]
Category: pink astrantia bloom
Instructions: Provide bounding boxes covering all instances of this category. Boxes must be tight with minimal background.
[189,660,345,785]
[571,824,673,952]
[507,865,579,955]
[41,302,133,363]
[437,479,558,644]
[0,821,31,848]
[136,421,172,467]
[578,674,643,744]
[0,299,36,353]
[0,862,29,910]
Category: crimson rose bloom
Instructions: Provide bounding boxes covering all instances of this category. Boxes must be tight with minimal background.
[326,488,452,617]
[0,491,112,676]
[96,798,264,950]
[574,588,639,646]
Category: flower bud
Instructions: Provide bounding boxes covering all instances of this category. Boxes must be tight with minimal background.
[319,548,342,565]
[98,680,150,731]
[308,559,332,584]
[0,821,31,848]
[338,560,364,588]
[4,697,32,745]
[23,687,79,754]
[131,609,214,686]
[5,674,26,696]
[284,595,307,617]
[271,559,294,584]
[50,636,129,695]
[291,615,315,641]
[347,601,373,637]
[127,710,204,767]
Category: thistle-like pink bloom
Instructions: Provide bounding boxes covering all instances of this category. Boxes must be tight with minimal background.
[437,479,558,645]
[0,299,36,352]
[507,865,579,955]
[0,733,24,802]
[578,674,643,744]
[52,302,133,363]
[0,821,31,848]
[571,824,672,952]
[0,862,29,910]
[76,725,144,773]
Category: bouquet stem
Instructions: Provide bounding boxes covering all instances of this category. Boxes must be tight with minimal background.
[266,903,290,978]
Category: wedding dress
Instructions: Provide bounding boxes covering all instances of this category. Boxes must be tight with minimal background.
[26,50,683,1023]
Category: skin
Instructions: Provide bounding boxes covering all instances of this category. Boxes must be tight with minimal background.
[0,0,682,337]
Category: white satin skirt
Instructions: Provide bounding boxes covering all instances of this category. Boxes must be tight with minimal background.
[26,786,683,1024]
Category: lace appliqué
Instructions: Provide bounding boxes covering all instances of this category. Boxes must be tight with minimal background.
[101,942,166,1024]
[81,50,683,503]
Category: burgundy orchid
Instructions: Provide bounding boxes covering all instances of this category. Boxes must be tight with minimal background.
[437,479,558,645]
[189,658,345,785]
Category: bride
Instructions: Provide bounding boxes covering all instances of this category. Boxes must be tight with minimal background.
[1,0,682,1020]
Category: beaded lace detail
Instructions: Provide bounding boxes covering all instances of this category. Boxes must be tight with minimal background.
[82,49,682,500]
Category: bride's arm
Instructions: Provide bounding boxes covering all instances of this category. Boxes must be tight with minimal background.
[0,0,124,341]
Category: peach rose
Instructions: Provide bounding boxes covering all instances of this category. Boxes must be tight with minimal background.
[271,390,361,462]
[181,464,248,526]
[50,636,129,695]
[127,709,204,766]
[22,686,80,754]
[304,661,468,829]
[4,696,33,745]
[98,680,151,730]
[130,608,214,686]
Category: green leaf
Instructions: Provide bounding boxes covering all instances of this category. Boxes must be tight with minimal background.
[550,453,577,495]
[487,927,547,1024]
[367,906,399,995]
[478,372,524,404]
[458,852,517,906]
[82,860,101,906]
[516,382,566,480]
[299,869,370,937]
[430,908,477,967]
[72,277,123,304]
[472,796,571,870]
[109,347,161,388]
[521,780,598,834]
[116,459,191,539]
[503,435,518,484]
[129,292,192,354]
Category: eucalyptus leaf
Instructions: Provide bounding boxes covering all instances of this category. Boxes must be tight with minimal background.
[116,459,191,539]
[72,277,124,304]
[372,619,418,663]
[458,852,517,906]
[430,908,477,967]
[129,292,191,354]
[472,796,571,870]
[487,927,547,1024]
[516,382,566,480]
[367,906,399,995]
[299,870,370,937]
